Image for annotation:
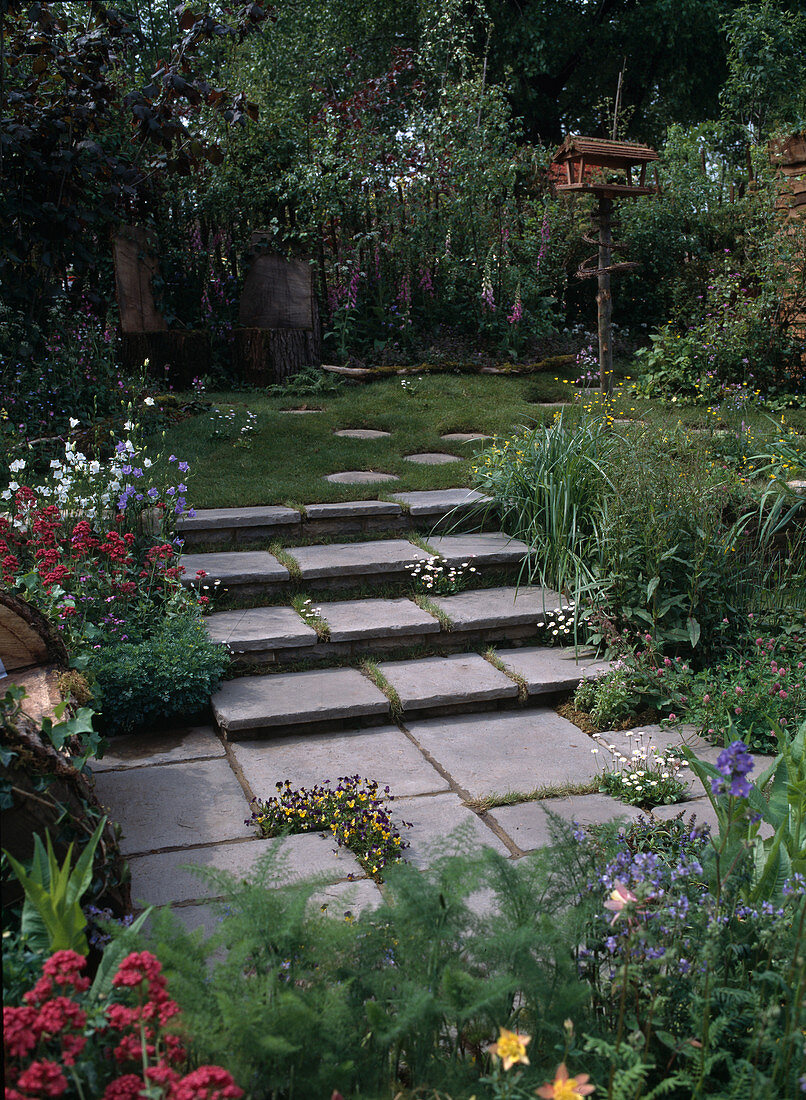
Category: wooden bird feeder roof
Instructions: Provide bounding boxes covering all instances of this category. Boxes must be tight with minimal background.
[551,135,660,197]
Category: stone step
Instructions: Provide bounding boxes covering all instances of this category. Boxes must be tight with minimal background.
[177,489,495,548]
[181,532,531,598]
[211,646,607,740]
[206,585,566,665]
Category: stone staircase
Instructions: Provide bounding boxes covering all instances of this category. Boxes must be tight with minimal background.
[178,489,609,741]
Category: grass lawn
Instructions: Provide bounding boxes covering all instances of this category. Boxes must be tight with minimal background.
[161,369,806,508]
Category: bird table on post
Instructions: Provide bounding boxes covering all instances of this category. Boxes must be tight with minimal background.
[549,136,660,396]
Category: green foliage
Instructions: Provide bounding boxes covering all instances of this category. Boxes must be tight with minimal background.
[141,837,596,1099]
[685,720,806,904]
[2,818,106,956]
[720,0,806,136]
[89,614,228,736]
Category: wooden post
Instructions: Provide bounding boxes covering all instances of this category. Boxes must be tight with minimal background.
[597,196,614,395]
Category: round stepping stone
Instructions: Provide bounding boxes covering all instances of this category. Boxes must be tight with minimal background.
[440,433,491,443]
[334,429,392,439]
[404,452,462,465]
[281,408,322,414]
[324,471,399,484]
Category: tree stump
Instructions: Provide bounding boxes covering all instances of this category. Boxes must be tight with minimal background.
[120,330,211,389]
[234,327,319,385]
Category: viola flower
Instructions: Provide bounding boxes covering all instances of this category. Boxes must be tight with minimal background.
[536,1062,595,1098]
[488,1027,531,1070]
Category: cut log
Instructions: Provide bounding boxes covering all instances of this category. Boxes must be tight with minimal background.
[120,331,211,389]
[0,593,68,672]
[234,327,319,385]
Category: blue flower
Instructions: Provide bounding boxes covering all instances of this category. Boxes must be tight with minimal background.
[711,740,754,798]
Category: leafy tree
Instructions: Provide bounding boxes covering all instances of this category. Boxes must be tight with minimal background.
[0,0,269,322]
[482,0,741,146]
[720,0,806,138]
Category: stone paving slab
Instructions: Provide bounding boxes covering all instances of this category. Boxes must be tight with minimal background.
[205,607,316,652]
[496,646,611,695]
[433,585,564,631]
[390,488,492,516]
[404,452,461,465]
[93,759,251,855]
[92,725,225,771]
[334,429,391,439]
[312,878,385,918]
[231,725,449,799]
[177,505,301,532]
[489,793,641,853]
[429,533,530,568]
[305,500,402,520]
[290,539,430,581]
[395,792,511,867]
[320,597,440,643]
[440,433,492,443]
[377,653,518,711]
[179,550,289,586]
[406,710,600,798]
[127,834,364,907]
[212,668,389,737]
[325,471,399,484]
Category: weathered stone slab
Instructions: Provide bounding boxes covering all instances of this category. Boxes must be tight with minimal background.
[433,586,564,631]
[305,500,402,520]
[491,793,639,852]
[390,488,492,516]
[231,725,449,798]
[496,646,610,695]
[291,539,430,581]
[377,653,517,711]
[179,551,289,586]
[440,433,492,443]
[334,429,391,439]
[92,725,225,771]
[212,668,389,736]
[205,607,317,652]
[404,452,462,465]
[325,471,399,484]
[128,834,363,907]
[177,506,301,533]
[312,878,385,918]
[429,533,530,568]
[92,759,251,856]
[406,710,600,798]
[320,597,439,643]
[394,792,511,867]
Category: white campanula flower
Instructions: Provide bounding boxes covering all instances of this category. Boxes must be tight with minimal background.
[143,457,152,468]
[89,461,100,475]
[69,417,80,428]
[144,397,156,407]
[9,458,25,473]
[50,458,62,469]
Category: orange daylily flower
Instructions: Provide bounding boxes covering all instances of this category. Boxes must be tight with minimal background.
[488,1027,531,1070]
[536,1062,595,1099]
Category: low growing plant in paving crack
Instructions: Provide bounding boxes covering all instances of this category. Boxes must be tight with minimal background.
[246,776,412,879]
[408,554,476,595]
[591,727,689,808]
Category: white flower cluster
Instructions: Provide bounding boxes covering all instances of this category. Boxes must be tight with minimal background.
[408,555,476,595]
[592,727,689,804]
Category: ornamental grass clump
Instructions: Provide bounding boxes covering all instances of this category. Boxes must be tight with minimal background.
[246,776,411,879]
